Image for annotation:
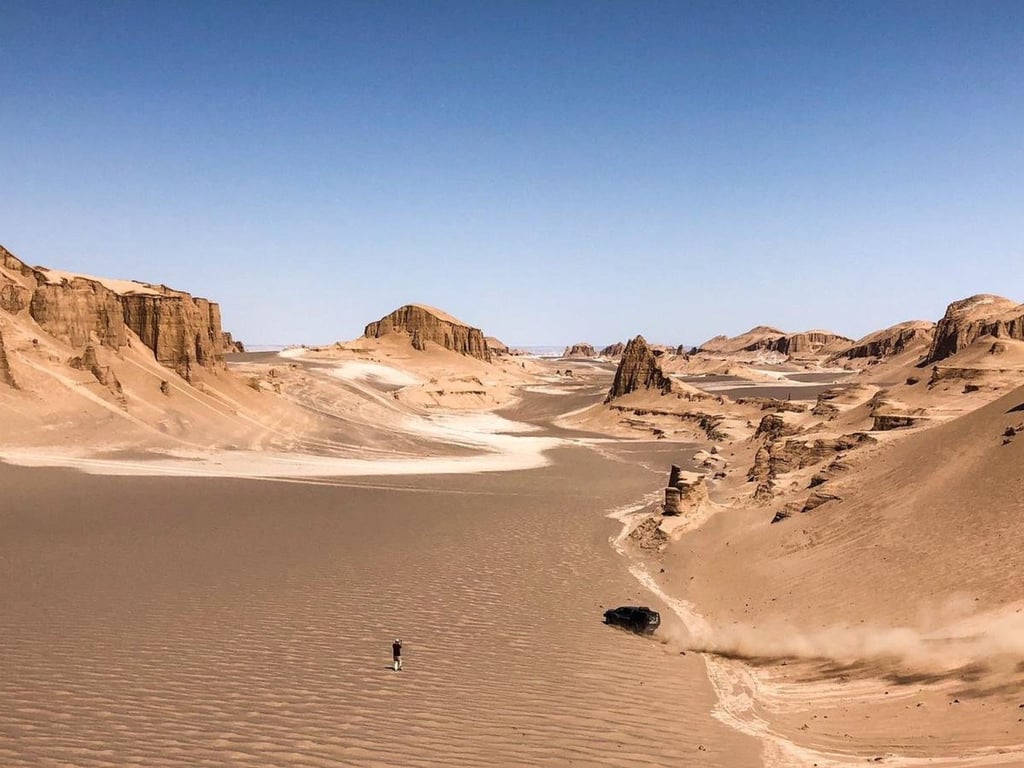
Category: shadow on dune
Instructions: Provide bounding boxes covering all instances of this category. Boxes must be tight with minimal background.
[1007,402,1024,413]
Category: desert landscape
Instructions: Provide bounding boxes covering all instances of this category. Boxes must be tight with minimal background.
[2,240,1023,767]
[3,4,1022,766]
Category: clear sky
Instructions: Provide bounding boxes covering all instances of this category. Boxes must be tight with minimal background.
[1,1,1021,347]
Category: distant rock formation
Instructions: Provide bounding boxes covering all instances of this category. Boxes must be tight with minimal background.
[834,321,935,361]
[600,342,625,358]
[770,330,852,357]
[485,336,509,355]
[0,330,17,388]
[563,342,596,358]
[605,335,674,402]
[698,326,784,355]
[698,326,851,358]
[222,331,245,353]
[363,304,490,361]
[924,294,1024,364]
[0,244,233,381]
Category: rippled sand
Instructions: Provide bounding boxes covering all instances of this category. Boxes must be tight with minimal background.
[0,441,759,766]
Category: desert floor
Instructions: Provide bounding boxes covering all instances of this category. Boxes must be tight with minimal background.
[0,387,760,767]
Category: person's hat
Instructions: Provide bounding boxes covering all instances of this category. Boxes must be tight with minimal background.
[395,638,401,643]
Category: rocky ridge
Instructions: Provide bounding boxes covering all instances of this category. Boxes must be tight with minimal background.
[0,244,232,381]
[924,294,1024,364]
[833,320,935,361]
[363,304,491,361]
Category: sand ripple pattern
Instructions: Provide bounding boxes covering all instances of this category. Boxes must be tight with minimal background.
[0,445,752,767]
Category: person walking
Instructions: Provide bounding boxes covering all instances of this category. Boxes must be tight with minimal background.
[392,638,403,671]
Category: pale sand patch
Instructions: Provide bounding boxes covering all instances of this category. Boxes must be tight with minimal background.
[326,360,424,388]
[34,267,164,296]
[0,411,561,479]
[277,347,308,358]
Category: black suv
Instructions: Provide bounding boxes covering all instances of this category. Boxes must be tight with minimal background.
[603,606,661,634]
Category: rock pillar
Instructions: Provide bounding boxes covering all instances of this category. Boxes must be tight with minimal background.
[663,487,681,516]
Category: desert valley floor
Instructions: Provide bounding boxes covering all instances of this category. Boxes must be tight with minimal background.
[1,381,762,767]
[2,247,1024,766]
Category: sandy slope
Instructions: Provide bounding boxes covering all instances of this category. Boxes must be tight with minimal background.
[650,384,1024,765]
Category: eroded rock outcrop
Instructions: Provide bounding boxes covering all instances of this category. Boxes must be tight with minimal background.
[771,330,853,357]
[925,294,1024,364]
[29,277,128,349]
[699,326,851,359]
[69,344,123,398]
[835,321,935,361]
[605,335,674,402]
[364,304,490,361]
[0,331,17,388]
[0,245,233,382]
[222,331,245,353]
[563,343,596,358]
[600,342,625,358]
[485,336,509,355]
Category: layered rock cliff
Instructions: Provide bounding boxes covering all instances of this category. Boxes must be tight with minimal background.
[600,342,625,358]
[485,336,509,355]
[770,330,852,357]
[924,295,1024,364]
[605,335,674,402]
[0,244,233,381]
[834,321,935,361]
[699,326,850,358]
[563,342,596,358]
[363,304,491,361]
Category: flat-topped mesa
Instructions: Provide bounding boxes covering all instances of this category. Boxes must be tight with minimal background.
[363,304,491,361]
[563,342,596,358]
[605,335,674,402]
[834,320,935,361]
[0,243,233,380]
[924,294,1024,364]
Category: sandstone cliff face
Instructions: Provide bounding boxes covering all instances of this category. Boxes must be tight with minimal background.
[364,304,491,361]
[485,336,509,355]
[600,342,625,358]
[836,321,935,361]
[770,330,852,357]
[122,294,225,379]
[699,326,851,358]
[925,295,1024,364]
[0,330,17,388]
[563,343,596,358]
[605,335,674,402]
[0,244,232,380]
[29,278,128,349]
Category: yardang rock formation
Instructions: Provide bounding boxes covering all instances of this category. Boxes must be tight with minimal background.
[364,304,491,361]
[1,244,233,381]
[605,335,674,401]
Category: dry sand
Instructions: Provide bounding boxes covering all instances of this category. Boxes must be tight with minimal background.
[0,376,760,767]
[0,453,759,767]
[6,318,1023,767]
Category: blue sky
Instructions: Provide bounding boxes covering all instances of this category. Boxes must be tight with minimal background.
[1,1,1021,346]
